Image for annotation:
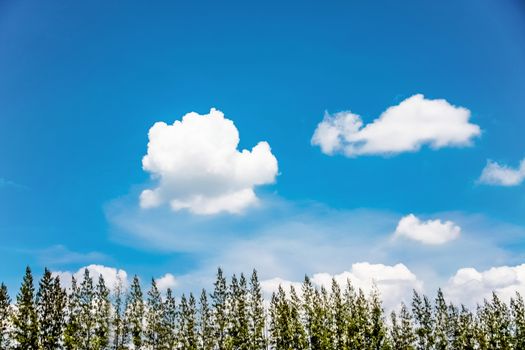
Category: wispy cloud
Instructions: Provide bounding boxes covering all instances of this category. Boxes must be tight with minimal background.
[106,193,525,299]
[0,178,28,190]
[21,245,108,267]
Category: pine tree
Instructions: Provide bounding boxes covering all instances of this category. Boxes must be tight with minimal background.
[317,286,333,350]
[348,289,369,348]
[64,276,82,350]
[302,275,317,349]
[330,278,346,350]
[12,266,39,350]
[433,289,450,350]
[212,268,228,350]
[511,292,525,349]
[342,279,357,350]
[268,286,291,350]
[478,293,512,349]
[179,293,198,350]
[449,304,476,350]
[390,303,415,350]
[289,286,308,349]
[163,288,177,350]
[0,283,11,350]
[145,279,164,350]
[228,274,250,350]
[367,286,387,350]
[199,289,214,350]
[79,269,95,349]
[36,269,66,350]
[127,275,145,349]
[411,291,434,350]
[248,270,266,350]
[112,276,128,350]
[92,275,111,350]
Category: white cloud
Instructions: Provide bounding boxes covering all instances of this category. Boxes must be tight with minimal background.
[155,273,177,292]
[445,264,525,307]
[478,158,525,186]
[394,214,461,245]
[260,262,422,311]
[53,264,128,291]
[140,108,278,215]
[311,94,480,156]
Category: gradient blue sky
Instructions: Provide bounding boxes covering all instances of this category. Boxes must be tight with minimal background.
[1,0,525,299]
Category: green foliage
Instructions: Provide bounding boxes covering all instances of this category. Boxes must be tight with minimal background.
[198,289,213,350]
[127,275,144,349]
[36,268,66,350]
[163,288,177,349]
[3,266,525,349]
[0,283,11,350]
[145,279,164,350]
[212,267,228,350]
[93,276,111,350]
[11,266,38,350]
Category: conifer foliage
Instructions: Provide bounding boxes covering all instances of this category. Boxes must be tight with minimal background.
[2,266,525,349]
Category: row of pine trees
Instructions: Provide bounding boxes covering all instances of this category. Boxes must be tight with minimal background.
[1,267,525,349]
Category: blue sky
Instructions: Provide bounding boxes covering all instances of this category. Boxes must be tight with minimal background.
[1,0,525,304]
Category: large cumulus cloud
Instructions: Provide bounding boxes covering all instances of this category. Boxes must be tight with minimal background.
[140,108,278,215]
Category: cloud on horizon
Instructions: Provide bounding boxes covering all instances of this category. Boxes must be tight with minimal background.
[311,94,481,157]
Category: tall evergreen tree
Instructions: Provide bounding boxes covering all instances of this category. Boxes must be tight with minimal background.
[289,286,308,350]
[433,289,450,350]
[367,286,387,350]
[127,275,145,349]
[301,275,317,349]
[79,269,95,349]
[478,293,512,349]
[112,276,128,350]
[12,266,39,350]
[390,303,415,350]
[0,283,11,350]
[36,269,66,350]
[179,294,198,350]
[212,268,228,350]
[511,292,525,349]
[64,276,82,350]
[163,288,177,350]
[199,289,214,350]
[228,274,250,350]
[145,279,164,350]
[347,289,369,349]
[411,291,434,350]
[268,286,289,350]
[248,270,266,350]
[92,275,111,350]
[330,279,346,350]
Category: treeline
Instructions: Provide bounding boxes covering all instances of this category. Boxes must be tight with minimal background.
[1,267,525,349]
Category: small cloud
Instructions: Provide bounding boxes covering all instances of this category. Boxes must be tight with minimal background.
[394,214,461,245]
[140,108,278,215]
[478,158,525,186]
[311,94,480,156]
[155,273,178,292]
